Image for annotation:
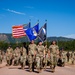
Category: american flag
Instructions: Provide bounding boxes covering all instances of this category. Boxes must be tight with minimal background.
[12,25,26,38]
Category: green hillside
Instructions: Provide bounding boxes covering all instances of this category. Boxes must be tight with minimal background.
[0,33,74,43]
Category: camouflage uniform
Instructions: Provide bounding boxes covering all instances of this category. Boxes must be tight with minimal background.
[28,43,36,72]
[43,46,48,69]
[62,51,66,66]
[36,45,45,72]
[58,50,66,66]
[47,50,51,65]
[49,44,59,72]
[0,50,2,64]
[20,47,27,69]
[73,52,75,64]
[65,51,67,63]
[66,51,70,62]
[43,52,48,69]
[12,47,20,65]
[71,51,75,65]
[1,51,6,62]
[6,47,13,66]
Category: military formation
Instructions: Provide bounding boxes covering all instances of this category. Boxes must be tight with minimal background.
[0,40,75,73]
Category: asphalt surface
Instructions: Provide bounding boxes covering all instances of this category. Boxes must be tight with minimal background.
[0,62,75,75]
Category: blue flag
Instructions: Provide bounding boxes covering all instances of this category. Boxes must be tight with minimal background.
[38,23,47,42]
[25,23,39,41]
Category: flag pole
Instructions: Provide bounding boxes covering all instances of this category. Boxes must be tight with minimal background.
[26,19,31,42]
[45,19,47,43]
[29,19,31,28]
[29,19,31,24]
[36,20,39,43]
[45,19,47,55]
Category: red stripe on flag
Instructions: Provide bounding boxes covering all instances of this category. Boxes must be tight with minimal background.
[12,25,26,38]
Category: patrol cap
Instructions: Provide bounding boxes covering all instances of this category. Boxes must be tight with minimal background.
[38,40,42,42]
[16,46,19,47]
[38,40,43,44]
[9,45,11,47]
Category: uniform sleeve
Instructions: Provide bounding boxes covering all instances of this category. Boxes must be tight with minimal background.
[49,45,52,51]
[28,45,30,51]
[56,45,59,54]
[35,45,38,51]
[42,46,45,56]
[56,45,59,50]
[6,49,8,53]
[35,44,37,51]
[11,48,13,53]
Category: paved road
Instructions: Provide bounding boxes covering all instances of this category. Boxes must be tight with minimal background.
[0,63,75,75]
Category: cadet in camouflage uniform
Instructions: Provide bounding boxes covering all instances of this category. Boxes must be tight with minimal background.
[61,49,66,66]
[20,46,27,69]
[2,51,6,62]
[58,49,66,66]
[43,45,48,69]
[49,41,59,72]
[28,40,36,72]
[36,41,45,73]
[43,52,48,70]
[6,45,13,66]
[0,50,2,64]
[12,46,20,66]
[66,51,70,62]
[47,50,51,66]
[71,51,75,65]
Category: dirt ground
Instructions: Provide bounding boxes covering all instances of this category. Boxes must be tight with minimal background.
[0,62,75,75]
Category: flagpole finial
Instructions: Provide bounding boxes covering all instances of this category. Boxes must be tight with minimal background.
[45,20,47,23]
[37,20,39,23]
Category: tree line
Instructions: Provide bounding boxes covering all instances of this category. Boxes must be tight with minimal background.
[0,40,75,51]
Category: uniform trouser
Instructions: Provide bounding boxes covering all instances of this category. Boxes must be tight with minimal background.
[0,56,2,63]
[43,57,47,69]
[73,59,75,64]
[12,57,19,65]
[62,58,65,63]
[36,57,40,69]
[0,57,2,64]
[58,57,65,66]
[21,59,26,68]
[67,57,69,62]
[72,58,75,64]
[36,56,43,70]
[6,56,11,65]
[50,53,57,68]
[40,56,43,69]
[7,59,12,65]
[28,55,35,71]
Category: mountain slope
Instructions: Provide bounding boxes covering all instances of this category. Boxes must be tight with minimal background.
[0,33,74,43]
